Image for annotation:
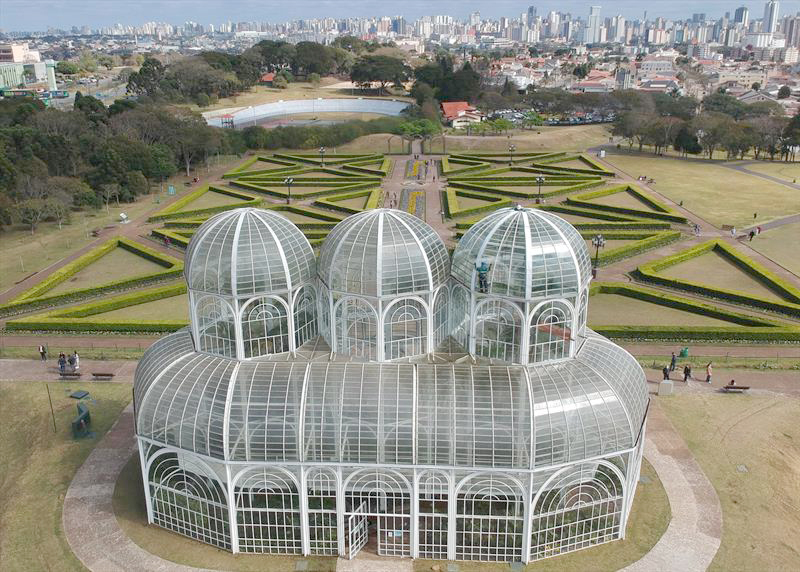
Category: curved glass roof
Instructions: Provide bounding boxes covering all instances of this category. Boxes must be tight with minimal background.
[451,207,592,299]
[318,209,450,297]
[184,208,315,296]
[135,329,647,469]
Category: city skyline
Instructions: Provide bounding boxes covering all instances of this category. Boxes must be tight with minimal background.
[4,0,800,33]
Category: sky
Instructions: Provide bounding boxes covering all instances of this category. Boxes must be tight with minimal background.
[3,0,800,32]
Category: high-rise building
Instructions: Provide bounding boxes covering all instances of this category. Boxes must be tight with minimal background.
[469,12,481,27]
[763,1,780,34]
[527,6,537,25]
[734,6,750,26]
[584,6,602,44]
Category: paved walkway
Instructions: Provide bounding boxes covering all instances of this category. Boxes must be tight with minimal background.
[0,358,136,382]
[621,402,722,572]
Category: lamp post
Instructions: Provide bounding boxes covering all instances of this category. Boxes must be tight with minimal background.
[284,177,294,204]
[591,234,606,278]
[319,146,326,167]
[508,143,516,167]
[535,175,545,204]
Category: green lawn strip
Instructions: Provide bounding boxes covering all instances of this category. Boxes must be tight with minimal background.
[442,188,514,219]
[634,239,800,317]
[659,396,800,572]
[147,185,261,222]
[340,157,392,176]
[262,204,344,226]
[234,168,380,184]
[541,204,646,222]
[566,185,688,223]
[448,180,604,200]
[222,155,299,178]
[313,188,381,215]
[583,230,683,266]
[413,459,669,572]
[588,282,800,342]
[0,381,132,572]
[441,156,493,176]
[274,152,383,166]
[0,238,183,317]
[151,228,191,249]
[6,283,188,333]
[529,155,616,177]
[230,179,377,200]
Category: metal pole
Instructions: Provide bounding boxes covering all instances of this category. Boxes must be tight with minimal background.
[46,384,57,433]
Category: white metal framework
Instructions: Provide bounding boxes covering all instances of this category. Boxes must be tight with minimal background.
[134,206,649,564]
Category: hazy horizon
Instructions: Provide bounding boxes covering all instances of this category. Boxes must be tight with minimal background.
[3,0,800,33]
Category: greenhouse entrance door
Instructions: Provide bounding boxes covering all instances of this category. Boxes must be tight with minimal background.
[347,503,368,559]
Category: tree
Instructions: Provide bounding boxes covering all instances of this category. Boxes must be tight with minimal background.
[13,176,49,233]
[308,73,321,87]
[752,82,761,91]
[56,61,80,75]
[293,42,335,76]
[778,85,792,99]
[127,57,166,98]
[702,93,747,120]
[78,50,98,72]
[693,113,734,159]
[350,55,410,94]
[272,75,288,89]
[673,125,702,156]
[332,36,367,54]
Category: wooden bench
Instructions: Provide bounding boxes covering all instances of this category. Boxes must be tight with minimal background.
[71,402,91,438]
[60,372,82,379]
[91,372,115,380]
[722,385,750,393]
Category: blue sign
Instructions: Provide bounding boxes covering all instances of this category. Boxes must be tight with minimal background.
[168,185,176,195]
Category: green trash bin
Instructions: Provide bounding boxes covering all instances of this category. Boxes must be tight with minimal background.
[679,347,689,358]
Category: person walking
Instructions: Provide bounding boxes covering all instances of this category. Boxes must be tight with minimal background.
[38,344,47,361]
[58,353,67,374]
[662,366,670,381]
[72,351,80,372]
[705,362,713,384]
[670,352,677,372]
[749,230,755,241]
[683,363,692,382]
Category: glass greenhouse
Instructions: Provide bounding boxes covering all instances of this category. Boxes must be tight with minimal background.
[133,207,649,563]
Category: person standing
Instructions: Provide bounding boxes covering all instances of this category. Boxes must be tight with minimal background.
[39,344,47,361]
[58,353,67,374]
[662,366,670,381]
[67,352,75,372]
[705,362,713,384]
[683,363,692,382]
[72,351,80,372]
[670,352,677,372]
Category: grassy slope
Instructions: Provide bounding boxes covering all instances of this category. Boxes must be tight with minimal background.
[0,381,132,572]
[602,154,800,228]
[748,222,800,277]
[659,394,800,571]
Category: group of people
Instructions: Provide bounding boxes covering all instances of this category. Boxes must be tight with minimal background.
[636,175,655,184]
[40,345,80,374]
[747,226,762,242]
[662,351,713,384]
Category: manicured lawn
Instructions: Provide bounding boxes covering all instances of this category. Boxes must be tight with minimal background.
[179,190,245,210]
[413,459,669,572]
[588,293,739,327]
[660,250,786,302]
[659,395,800,572]
[445,125,612,152]
[47,247,169,295]
[0,381,132,572]
[741,161,800,183]
[587,190,660,211]
[747,222,800,277]
[602,154,800,227]
[113,455,337,571]
[90,293,190,321]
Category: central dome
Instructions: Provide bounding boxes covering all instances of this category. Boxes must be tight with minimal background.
[318,209,450,297]
[452,206,592,299]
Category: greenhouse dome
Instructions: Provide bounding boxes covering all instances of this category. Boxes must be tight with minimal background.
[133,206,649,564]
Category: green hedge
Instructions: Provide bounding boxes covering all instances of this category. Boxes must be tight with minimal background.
[151,228,192,249]
[148,185,261,222]
[223,155,298,178]
[230,180,376,199]
[6,236,181,305]
[592,325,800,342]
[540,204,644,222]
[6,283,188,333]
[567,184,688,224]
[448,180,604,200]
[441,157,492,177]
[264,205,343,223]
[590,282,779,328]
[634,240,800,317]
[442,188,513,219]
[586,231,683,266]
[313,189,381,214]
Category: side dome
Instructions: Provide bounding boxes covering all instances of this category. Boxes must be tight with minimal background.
[318,209,450,297]
[451,206,592,299]
[184,208,315,296]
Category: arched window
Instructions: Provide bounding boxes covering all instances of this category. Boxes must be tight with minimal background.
[293,286,317,349]
[242,297,289,357]
[578,292,588,332]
[195,296,236,358]
[432,288,449,350]
[450,285,470,351]
[474,299,523,363]
[234,468,301,554]
[335,298,377,360]
[306,468,339,555]
[530,462,625,561]
[384,298,427,360]
[418,471,449,560]
[530,301,572,363]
